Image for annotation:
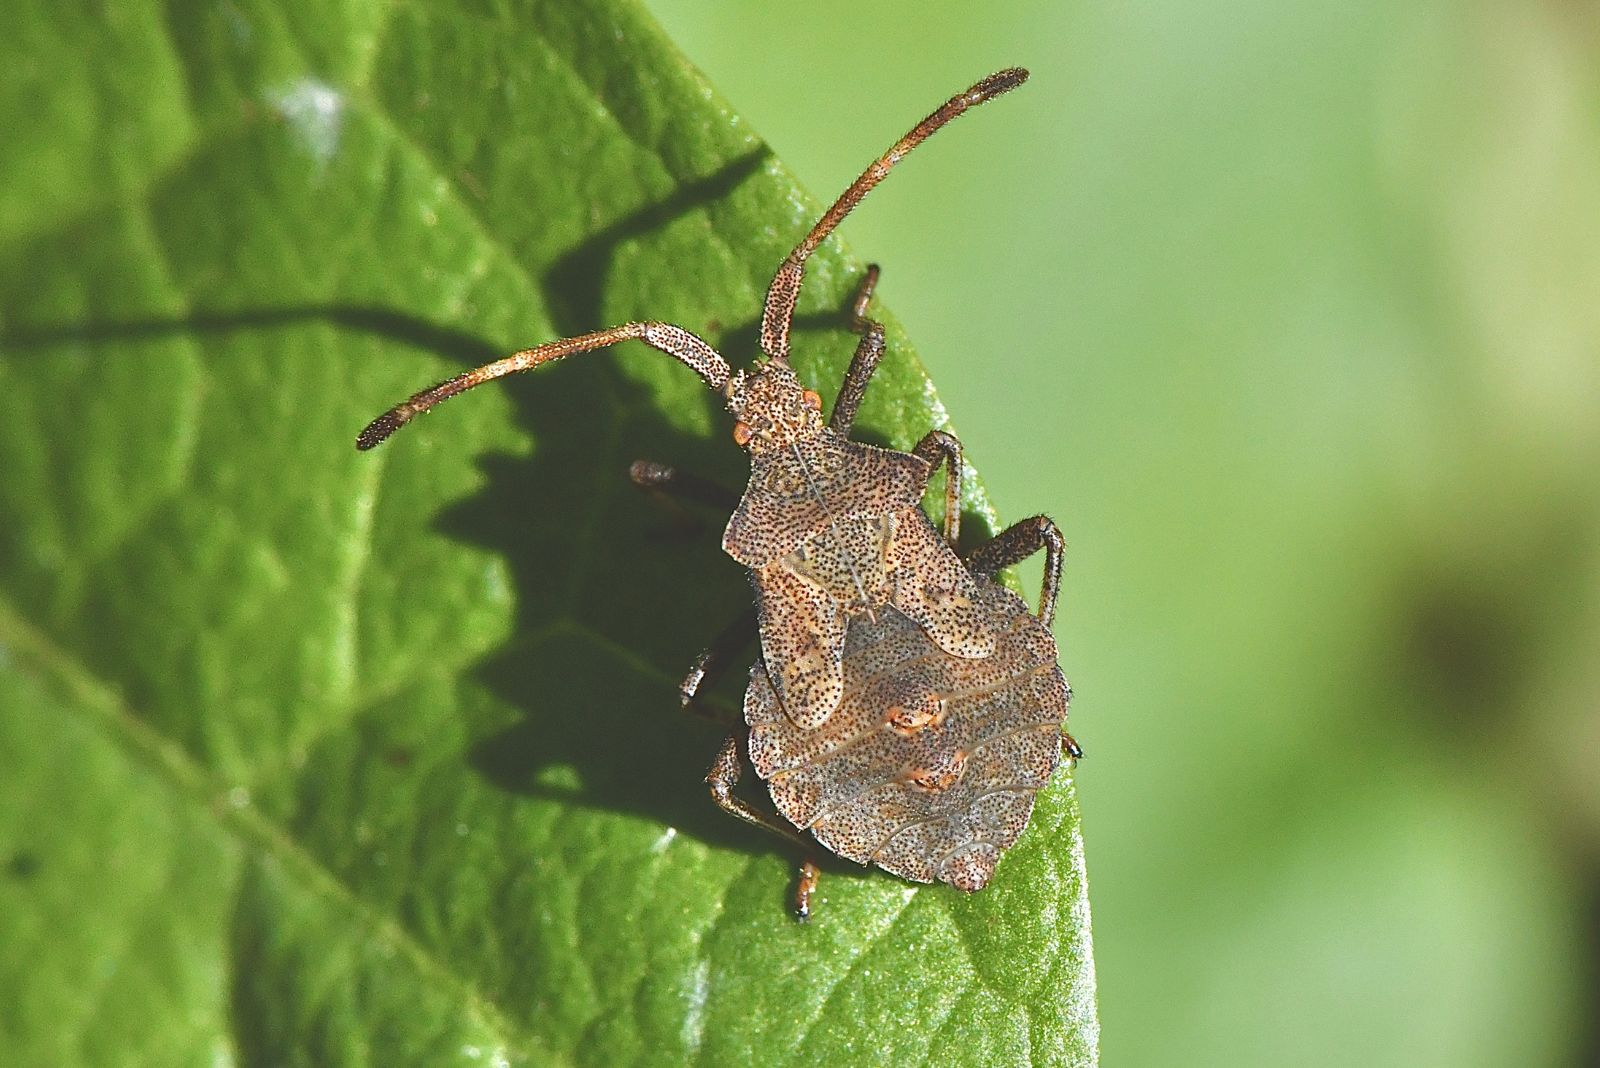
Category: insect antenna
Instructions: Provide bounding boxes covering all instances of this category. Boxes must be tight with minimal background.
[356,321,730,450]
[758,67,1029,362]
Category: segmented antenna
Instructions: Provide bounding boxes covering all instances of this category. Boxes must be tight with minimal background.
[758,68,1029,362]
[356,321,729,450]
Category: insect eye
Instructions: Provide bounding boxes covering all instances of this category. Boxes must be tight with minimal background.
[732,421,754,447]
[802,389,823,411]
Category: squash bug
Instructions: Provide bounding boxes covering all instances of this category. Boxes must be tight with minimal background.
[710,542,1076,918]
[358,68,1079,916]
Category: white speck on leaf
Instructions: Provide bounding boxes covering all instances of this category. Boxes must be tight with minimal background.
[268,79,345,167]
[650,826,678,853]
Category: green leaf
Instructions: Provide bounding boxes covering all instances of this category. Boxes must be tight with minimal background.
[0,1,1096,1065]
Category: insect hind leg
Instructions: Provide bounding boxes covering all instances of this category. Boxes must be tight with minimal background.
[911,429,964,549]
[964,515,1064,627]
[706,733,824,920]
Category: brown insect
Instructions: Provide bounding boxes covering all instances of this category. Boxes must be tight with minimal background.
[706,544,1077,918]
[357,68,1079,916]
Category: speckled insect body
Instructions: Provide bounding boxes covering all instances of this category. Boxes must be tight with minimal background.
[358,68,1079,918]
[719,357,997,728]
[745,573,1073,894]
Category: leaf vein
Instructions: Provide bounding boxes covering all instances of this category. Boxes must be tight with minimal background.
[0,596,564,1065]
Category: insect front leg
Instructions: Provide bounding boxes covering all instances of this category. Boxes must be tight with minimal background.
[677,606,758,711]
[706,732,824,919]
[628,458,740,523]
[829,265,885,435]
[912,429,964,549]
[829,267,963,547]
[628,459,753,717]
[964,515,1065,627]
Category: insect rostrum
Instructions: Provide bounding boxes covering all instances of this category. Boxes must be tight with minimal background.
[358,67,1078,918]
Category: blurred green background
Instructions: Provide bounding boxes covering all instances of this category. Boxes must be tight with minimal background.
[645,0,1600,1064]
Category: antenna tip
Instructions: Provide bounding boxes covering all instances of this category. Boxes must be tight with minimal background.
[979,67,1030,97]
[355,406,410,451]
[966,67,1030,106]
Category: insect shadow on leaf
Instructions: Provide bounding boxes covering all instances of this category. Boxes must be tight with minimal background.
[0,305,505,368]
[446,149,791,849]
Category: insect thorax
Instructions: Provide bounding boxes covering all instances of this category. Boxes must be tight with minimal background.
[721,434,930,567]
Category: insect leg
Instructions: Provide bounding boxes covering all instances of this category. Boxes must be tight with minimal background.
[794,858,821,923]
[706,734,825,920]
[964,515,1064,627]
[706,732,813,849]
[832,268,961,546]
[625,459,752,716]
[627,459,740,509]
[829,265,885,435]
[627,458,741,535]
[911,429,964,549]
[678,606,758,708]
